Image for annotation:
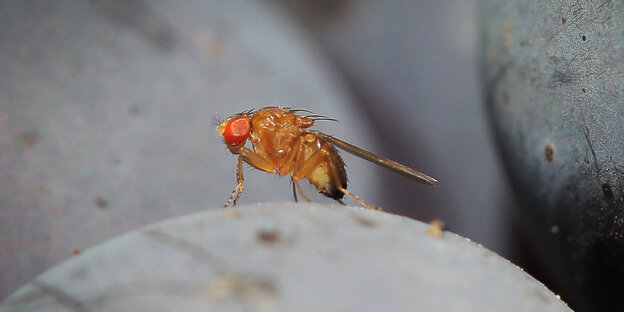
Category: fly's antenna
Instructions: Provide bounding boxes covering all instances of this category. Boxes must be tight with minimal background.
[213,112,224,126]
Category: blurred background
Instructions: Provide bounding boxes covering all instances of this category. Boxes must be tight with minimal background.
[1,1,622,311]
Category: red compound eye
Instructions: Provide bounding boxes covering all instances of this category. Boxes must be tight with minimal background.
[223,116,250,146]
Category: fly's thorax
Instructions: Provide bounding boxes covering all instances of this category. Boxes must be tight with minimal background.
[248,127,303,178]
[250,107,315,130]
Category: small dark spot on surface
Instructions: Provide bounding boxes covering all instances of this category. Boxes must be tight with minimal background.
[544,144,555,161]
[94,197,109,209]
[544,144,554,162]
[352,214,376,228]
[582,88,587,93]
[17,130,39,147]
[561,17,567,24]
[127,105,141,117]
[254,278,278,295]
[257,229,282,245]
[582,35,587,41]
[602,183,614,199]
[72,249,82,256]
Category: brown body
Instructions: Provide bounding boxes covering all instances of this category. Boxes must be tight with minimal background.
[217,106,437,209]
[248,107,347,199]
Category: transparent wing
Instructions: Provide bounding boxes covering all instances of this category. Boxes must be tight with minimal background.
[310,130,437,185]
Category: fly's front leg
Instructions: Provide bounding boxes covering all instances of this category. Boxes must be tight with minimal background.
[224,147,276,208]
[224,154,245,208]
[326,159,381,210]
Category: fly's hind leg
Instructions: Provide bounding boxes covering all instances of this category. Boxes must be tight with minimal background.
[337,186,382,211]
[291,179,298,202]
[224,154,245,208]
[324,159,381,211]
[288,136,314,203]
[293,179,311,202]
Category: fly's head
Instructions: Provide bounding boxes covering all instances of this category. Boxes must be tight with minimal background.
[217,113,251,154]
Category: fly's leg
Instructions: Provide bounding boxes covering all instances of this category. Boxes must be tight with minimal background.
[287,137,313,203]
[295,149,376,210]
[292,149,326,180]
[224,155,245,208]
[224,147,276,208]
[320,158,379,210]
[291,179,298,202]
[293,148,348,204]
[337,186,381,211]
[293,179,311,202]
[240,148,276,173]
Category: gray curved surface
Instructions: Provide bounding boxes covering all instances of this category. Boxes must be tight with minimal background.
[1,203,570,312]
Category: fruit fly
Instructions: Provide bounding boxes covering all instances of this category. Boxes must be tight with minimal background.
[216,106,437,210]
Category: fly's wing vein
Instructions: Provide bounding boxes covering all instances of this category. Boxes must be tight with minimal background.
[309,130,437,185]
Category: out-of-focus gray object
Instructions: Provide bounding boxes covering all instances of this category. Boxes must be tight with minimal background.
[0,0,377,299]
[480,1,624,311]
[274,0,515,260]
[0,203,571,312]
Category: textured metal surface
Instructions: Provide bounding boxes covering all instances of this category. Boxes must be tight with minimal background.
[0,0,376,299]
[0,203,571,312]
[479,1,624,311]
